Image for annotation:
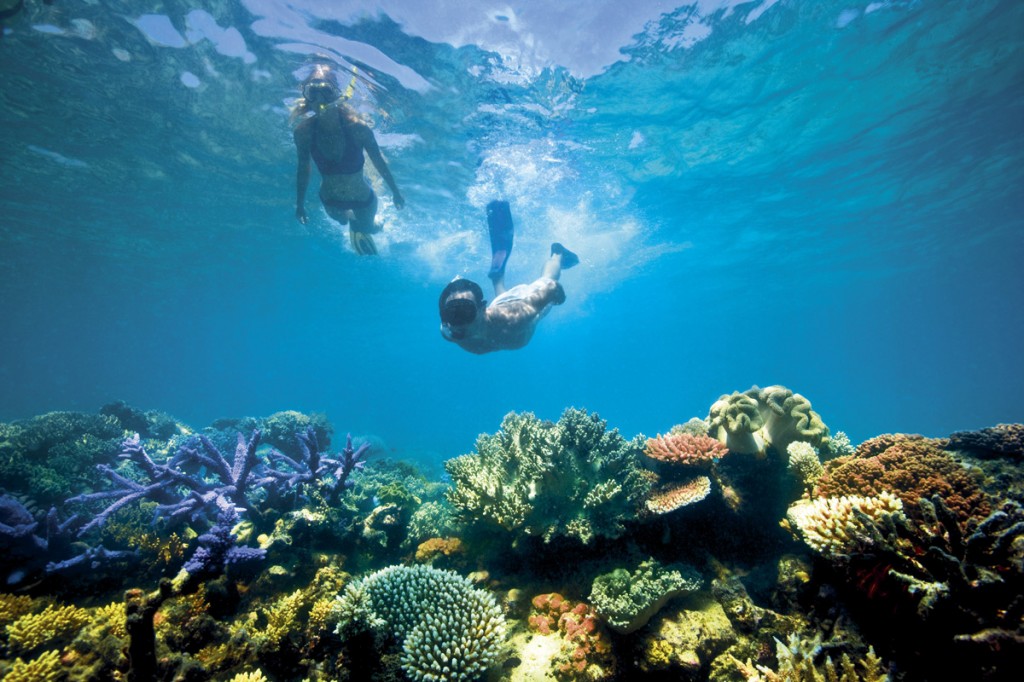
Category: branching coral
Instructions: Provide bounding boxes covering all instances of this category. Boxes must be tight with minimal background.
[5,603,91,655]
[746,632,890,681]
[445,409,651,544]
[786,442,823,494]
[334,565,506,681]
[589,559,703,634]
[786,492,905,557]
[2,649,64,682]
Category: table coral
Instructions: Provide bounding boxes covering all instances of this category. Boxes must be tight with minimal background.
[589,559,703,634]
[445,408,651,544]
[645,476,713,515]
[645,433,727,466]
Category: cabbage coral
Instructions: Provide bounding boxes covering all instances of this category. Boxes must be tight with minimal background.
[334,565,506,681]
[756,386,830,454]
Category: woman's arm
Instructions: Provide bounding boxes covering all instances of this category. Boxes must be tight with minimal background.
[293,124,312,224]
[358,126,405,209]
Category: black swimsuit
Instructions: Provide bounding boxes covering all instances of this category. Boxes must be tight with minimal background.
[311,108,365,175]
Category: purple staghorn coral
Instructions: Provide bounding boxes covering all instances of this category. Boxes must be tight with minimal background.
[69,430,275,535]
[178,505,265,587]
[264,427,369,504]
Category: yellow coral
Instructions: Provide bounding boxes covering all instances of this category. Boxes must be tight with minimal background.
[229,671,268,682]
[90,601,127,639]
[0,594,35,626]
[3,649,64,682]
[6,603,91,654]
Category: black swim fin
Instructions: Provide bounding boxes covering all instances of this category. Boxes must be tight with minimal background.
[486,200,514,280]
[551,242,579,268]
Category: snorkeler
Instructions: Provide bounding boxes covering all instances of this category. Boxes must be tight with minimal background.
[292,63,405,256]
[439,200,579,354]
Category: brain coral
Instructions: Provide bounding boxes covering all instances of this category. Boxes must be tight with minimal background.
[335,565,505,681]
[445,408,651,544]
[814,435,990,523]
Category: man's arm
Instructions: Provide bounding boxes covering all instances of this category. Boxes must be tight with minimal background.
[293,125,312,224]
[358,126,405,209]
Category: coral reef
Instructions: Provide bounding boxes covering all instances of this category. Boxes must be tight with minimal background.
[334,564,506,681]
[445,409,651,544]
[589,559,703,634]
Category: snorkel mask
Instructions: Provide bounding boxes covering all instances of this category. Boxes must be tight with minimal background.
[303,78,340,109]
[439,278,484,338]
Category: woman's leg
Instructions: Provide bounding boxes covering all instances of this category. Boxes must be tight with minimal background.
[349,192,380,234]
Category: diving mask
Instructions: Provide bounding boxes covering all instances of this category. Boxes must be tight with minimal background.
[303,79,339,105]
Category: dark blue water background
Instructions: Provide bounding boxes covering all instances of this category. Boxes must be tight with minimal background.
[1,1,1021,466]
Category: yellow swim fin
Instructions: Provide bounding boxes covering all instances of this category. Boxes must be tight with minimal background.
[350,229,378,256]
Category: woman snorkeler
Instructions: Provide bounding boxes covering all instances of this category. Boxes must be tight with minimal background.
[291,63,404,255]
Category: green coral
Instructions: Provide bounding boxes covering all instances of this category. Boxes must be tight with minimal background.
[334,565,506,681]
[445,408,652,544]
[589,559,703,634]
[0,411,124,506]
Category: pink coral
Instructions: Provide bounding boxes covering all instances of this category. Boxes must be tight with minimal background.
[645,433,728,466]
[528,593,614,680]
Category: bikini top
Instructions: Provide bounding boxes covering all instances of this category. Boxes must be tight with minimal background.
[310,108,365,175]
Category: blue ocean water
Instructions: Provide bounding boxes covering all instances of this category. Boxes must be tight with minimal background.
[0,0,1021,467]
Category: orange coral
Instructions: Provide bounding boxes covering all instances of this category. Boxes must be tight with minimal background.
[645,433,728,466]
[645,476,712,514]
[414,536,465,563]
[816,436,989,523]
